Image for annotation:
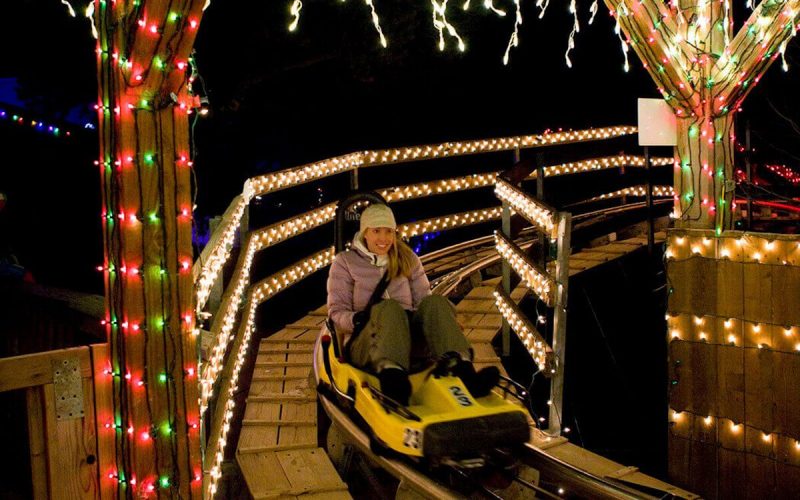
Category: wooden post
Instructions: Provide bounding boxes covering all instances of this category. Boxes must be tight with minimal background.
[548,212,571,435]
[92,2,206,497]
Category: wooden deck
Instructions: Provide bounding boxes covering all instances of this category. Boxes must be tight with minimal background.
[236,230,689,498]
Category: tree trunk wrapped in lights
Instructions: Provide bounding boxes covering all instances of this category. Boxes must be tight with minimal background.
[604,0,800,231]
[92,1,205,497]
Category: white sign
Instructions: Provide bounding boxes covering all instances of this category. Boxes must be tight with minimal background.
[637,98,677,146]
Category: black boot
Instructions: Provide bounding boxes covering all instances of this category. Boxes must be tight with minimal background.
[452,360,500,398]
[378,367,411,406]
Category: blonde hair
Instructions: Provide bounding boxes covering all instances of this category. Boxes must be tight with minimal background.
[362,229,417,279]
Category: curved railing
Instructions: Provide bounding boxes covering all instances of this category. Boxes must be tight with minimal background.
[192,125,675,496]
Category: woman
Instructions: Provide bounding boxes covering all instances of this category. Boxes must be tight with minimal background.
[327,203,499,405]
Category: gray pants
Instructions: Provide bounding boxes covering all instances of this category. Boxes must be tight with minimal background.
[348,295,471,372]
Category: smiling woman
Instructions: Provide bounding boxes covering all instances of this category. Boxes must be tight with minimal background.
[326,202,499,405]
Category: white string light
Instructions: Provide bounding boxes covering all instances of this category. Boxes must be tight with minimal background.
[494,288,554,373]
[586,184,674,202]
[565,0,580,68]
[397,206,503,239]
[61,0,76,17]
[495,178,556,235]
[495,232,555,305]
[288,0,302,32]
[431,0,466,51]
[503,1,523,65]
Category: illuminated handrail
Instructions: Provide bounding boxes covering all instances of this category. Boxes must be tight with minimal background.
[587,185,675,202]
[398,206,503,239]
[529,154,672,178]
[493,287,555,373]
[495,177,558,235]
[494,231,555,306]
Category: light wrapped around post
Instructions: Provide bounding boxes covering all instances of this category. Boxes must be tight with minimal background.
[93,1,206,497]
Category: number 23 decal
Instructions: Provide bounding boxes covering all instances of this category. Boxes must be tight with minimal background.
[449,386,473,406]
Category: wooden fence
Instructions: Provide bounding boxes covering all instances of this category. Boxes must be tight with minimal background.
[0,344,113,499]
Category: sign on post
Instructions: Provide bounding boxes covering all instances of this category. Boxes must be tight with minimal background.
[637,98,677,147]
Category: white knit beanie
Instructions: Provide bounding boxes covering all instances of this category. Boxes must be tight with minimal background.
[359,204,396,233]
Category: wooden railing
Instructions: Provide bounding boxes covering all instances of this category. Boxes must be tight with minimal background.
[0,344,113,500]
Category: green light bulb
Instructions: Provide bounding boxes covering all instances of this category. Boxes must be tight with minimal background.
[159,373,168,383]
[160,476,170,488]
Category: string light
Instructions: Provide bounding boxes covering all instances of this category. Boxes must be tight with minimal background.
[493,287,554,372]
[495,231,555,305]
[397,207,503,239]
[586,185,674,202]
[495,178,556,235]
[0,109,71,138]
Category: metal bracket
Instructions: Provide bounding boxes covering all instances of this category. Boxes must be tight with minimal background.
[52,357,84,420]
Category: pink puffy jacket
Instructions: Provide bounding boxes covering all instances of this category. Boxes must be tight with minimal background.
[326,244,430,335]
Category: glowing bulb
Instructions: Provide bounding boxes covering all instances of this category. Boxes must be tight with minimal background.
[724,319,733,329]
[704,416,713,426]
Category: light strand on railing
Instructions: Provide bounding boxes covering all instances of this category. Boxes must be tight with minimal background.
[252,248,336,303]
[528,154,673,178]
[363,126,636,167]
[588,185,675,202]
[495,178,555,234]
[397,206,503,239]
[253,203,337,251]
[200,237,257,414]
[247,152,363,198]
[494,287,554,373]
[195,196,248,311]
[495,232,555,306]
[207,299,256,499]
[381,173,497,202]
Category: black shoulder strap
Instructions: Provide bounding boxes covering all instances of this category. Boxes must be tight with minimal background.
[365,270,391,311]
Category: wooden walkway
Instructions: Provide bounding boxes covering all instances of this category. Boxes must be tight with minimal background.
[236,314,350,499]
[236,230,685,498]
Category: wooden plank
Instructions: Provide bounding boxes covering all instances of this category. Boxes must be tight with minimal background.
[43,381,99,500]
[464,328,498,343]
[238,442,317,454]
[717,345,745,425]
[262,337,316,345]
[254,361,314,368]
[258,348,314,355]
[242,419,316,427]
[26,387,48,500]
[248,394,317,403]
[289,316,327,328]
[592,242,642,254]
[462,286,496,299]
[251,375,310,382]
[0,346,92,392]
[744,349,777,433]
[276,448,348,496]
[743,261,772,324]
[477,313,502,329]
[237,451,292,498]
[572,252,611,262]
